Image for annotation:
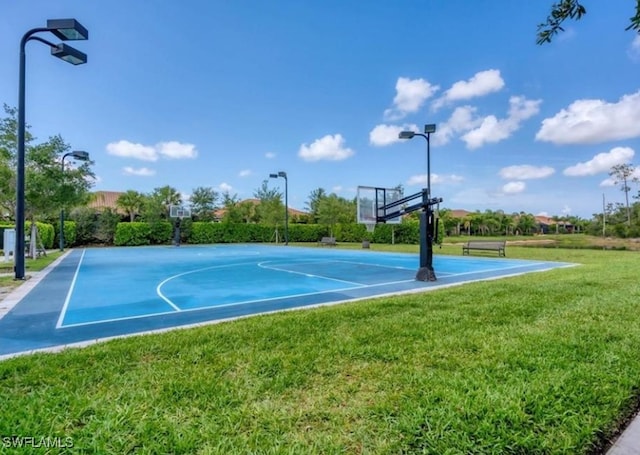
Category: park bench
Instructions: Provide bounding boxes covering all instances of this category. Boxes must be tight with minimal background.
[318,236,337,247]
[462,240,506,257]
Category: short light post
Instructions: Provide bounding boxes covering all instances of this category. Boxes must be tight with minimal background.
[269,171,288,245]
[399,124,438,281]
[60,151,89,251]
[15,19,88,279]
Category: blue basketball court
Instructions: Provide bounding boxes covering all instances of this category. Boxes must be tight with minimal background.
[0,245,573,358]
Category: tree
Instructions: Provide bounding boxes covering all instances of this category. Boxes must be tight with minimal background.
[220,192,243,224]
[515,212,537,235]
[538,1,640,44]
[22,135,93,256]
[305,187,327,223]
[116,190,145,222]
[254,180,283,227]
[0,105,94,224]
[609,164,636,226]
[317,194,354,236]
[142,186,182,222]
[438,208,456,237]
[94,208,121,244]
[190,186,219,221]
[0,104,34,218]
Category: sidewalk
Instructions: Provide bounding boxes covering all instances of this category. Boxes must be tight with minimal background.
[607,411,640,455]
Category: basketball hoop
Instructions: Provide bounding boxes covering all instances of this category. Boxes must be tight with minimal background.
[365,223,375,233]
[169,204,191,220]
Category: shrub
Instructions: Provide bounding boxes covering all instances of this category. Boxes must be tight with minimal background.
[114,222,152,246]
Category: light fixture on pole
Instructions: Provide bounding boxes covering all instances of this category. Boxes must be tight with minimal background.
[60,151,90,251]
[398,124,438,281]
[15,19,88,279]
[269,171,288,245]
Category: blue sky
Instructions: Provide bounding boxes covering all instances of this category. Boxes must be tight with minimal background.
[2,1,640,219]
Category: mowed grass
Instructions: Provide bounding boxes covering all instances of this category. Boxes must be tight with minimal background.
[1,245,639,454]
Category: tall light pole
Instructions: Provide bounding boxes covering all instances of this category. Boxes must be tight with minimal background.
[15,19,88,279]
[60,151,89,251]
[269,171,288,245]
[399,124,438,281]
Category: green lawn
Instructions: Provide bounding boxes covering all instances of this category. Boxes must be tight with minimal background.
[0,244,639,454]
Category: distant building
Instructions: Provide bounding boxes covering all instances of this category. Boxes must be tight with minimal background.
[87,191,126,214]
[535,215,574,234]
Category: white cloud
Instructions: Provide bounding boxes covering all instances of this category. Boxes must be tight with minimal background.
[433,106,482,146]
[407,173,464,186]
[107,139,198,161]
[107,140,157,161]
[265,152,276,159]
[433,69,505,110]
[628,35,640,61]
[502,181,526,194]
[369,123,418,147]
[499,165,555,180]
[599,177,616,187]
[461,96,541,149]
[122,166,155,176]
[298,134,354,161]
[407,174,427,186]
[157,141,197,159]
[561,205,572,215]
[563,146,635,176]
[239,169,252,177]
[219,182,233,192]
[332,185,343,193]
[383,77,439,121]
[536,91,640,144]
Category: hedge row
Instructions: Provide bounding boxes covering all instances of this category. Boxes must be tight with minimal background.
[0,222,58,250]
[111,221,437,246]
[2,221,442,249]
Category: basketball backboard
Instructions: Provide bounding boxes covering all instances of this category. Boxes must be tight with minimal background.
[169,204,192,219]
[356,186,403,225]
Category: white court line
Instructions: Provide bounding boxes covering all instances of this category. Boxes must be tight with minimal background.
[332,259,415,270]
[62,254,575,329]
[257,261,366,286]
[441,262,550,278]
[156,261,262,310]
[60,308,180,329]
[64,260,419,329]
[62,275,419,329]
[62,261,259,328]
[55,249,87,329]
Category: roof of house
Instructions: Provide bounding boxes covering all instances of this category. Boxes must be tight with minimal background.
[87,191,126,213]
[449,209,473,218]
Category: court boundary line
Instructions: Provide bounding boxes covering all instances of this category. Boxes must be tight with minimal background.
[56,249,87,328]
[0,249,73,321]
[62,261,265,327]
[60,257,567,329]
[0,261,578,361]
[63,276,418,328]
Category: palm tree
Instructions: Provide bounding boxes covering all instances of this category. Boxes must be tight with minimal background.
[116,190,144,222]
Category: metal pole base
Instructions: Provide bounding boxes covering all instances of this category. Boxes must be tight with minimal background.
[416,266,437,282]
